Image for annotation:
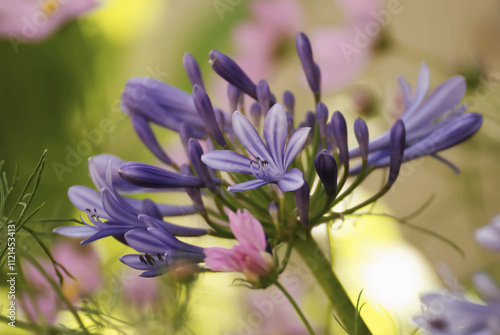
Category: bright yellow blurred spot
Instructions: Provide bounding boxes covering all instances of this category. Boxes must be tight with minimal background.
[88,0,166,43]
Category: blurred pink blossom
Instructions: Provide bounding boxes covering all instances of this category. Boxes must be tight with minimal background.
[0,0,98,43]
[232,0,302,80]
[123,272,160,310]
[204,209,274,282]
[232,0,385,92]
[21,241,102,324]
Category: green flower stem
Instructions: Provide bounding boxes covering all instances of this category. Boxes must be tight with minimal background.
[293,237,372,335]
[275,281,316,335]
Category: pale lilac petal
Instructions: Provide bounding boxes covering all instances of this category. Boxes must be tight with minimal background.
[227,179,269,192]
[53,225,96,238]
[232,111,274,164]
[101,189,140,226]
[138,215,207,237]
[119,254,151,271]
[68,186,107,219]
[404,76,467,130]
[476,224,500,253]
[283,127,311,168]
[201,150,254,174]
[204,247,243,272]
[124,230,169,254]
[398,76,412,109]
[227,209,266,252]
[277,168,304,192]
[403,63,430,119]
[264,103,288,170]
[81,227,132,244]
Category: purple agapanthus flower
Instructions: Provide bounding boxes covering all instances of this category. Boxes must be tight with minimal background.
[414,292,500,335]
[54,155,205,244]
[201,103,310,192]
[120,218,205,277]
[350,63,482,174]
[475,215,500,253]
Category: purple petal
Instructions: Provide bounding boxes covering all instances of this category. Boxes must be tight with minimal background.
[101,189,141,226]
[119,162,205,188]
[138,214,207,237]
[397,76,412,109]
[183,52,204,88]
[263,103,288,171]
[53,225,96,238]
[68,186,107,219]
[147,227,204,254]
[131,115,173,165]
[119,254,151,270]
[124,229,169,254]
[123,197,197,217]
[404,76,466,131]
[232,111,274,165]
[201,150,254,174]
[228,179,269,192]
[403,63,430,119]
[81,227,133,245]
[277,168,304,192]
[283,127,311,168]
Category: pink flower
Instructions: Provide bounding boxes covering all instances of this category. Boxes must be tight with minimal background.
[0,0,98,43]
[232,0,302,79]
[21,241,102,324]
[123,272,160,310]
[204,209,274,283]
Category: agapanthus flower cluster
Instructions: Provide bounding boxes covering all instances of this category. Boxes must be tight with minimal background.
[55,32,482,290]
[414,215,500,334]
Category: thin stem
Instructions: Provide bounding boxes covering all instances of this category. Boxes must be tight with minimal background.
[275,281,315,335]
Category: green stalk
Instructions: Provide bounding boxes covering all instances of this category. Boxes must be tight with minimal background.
[293,237,372,335]
[275,281,316,335]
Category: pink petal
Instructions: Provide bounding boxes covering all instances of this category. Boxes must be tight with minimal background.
[204,247,243,272]
[227,209,266,252]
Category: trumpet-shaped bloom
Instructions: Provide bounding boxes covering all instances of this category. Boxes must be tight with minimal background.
[54,155,204,244]
[120,220,205,277]
[201,103,310,192]
[0,0,98,43]
[350,63,483,174]
[204,209,274,282]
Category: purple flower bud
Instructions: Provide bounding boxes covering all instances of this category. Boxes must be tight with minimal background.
[286,111,295,138]
[316,102,329,139]
[183,52,204,88]
[249,102,262,128]
[227,83,242,113]
[295,32,320,95]
[314,149,338,197]
[141,199,163,220]
[257,79,272,116]
[268,201,279,223]
[119,162,207,189]
[131,115,173,165]
[209,50,258,100]
[283,90,295,115]
[192,84,227,147]
[179,122,193,157]
[295,179,310,227]
[330,111,349,166]
[388,120,406,185]
[354,118,369,161]
[188,138,217,192]
[326,122,337,153]
[180,165,206,214]
[299,111,316,147]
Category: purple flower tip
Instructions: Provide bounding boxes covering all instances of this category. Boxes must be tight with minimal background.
[295,32,320,95]
[314,149,338,197]
[388,120,406,185]
[354,118,369,160]
[183,52,204,89]
[330,111,349,166]
[192,84,227,147]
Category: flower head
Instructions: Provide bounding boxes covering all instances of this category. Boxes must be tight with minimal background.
[0,0,98,43]
[204,209,274,284]
[202,103,310,192]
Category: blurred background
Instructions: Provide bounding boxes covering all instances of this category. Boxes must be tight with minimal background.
[1,0,499,334]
